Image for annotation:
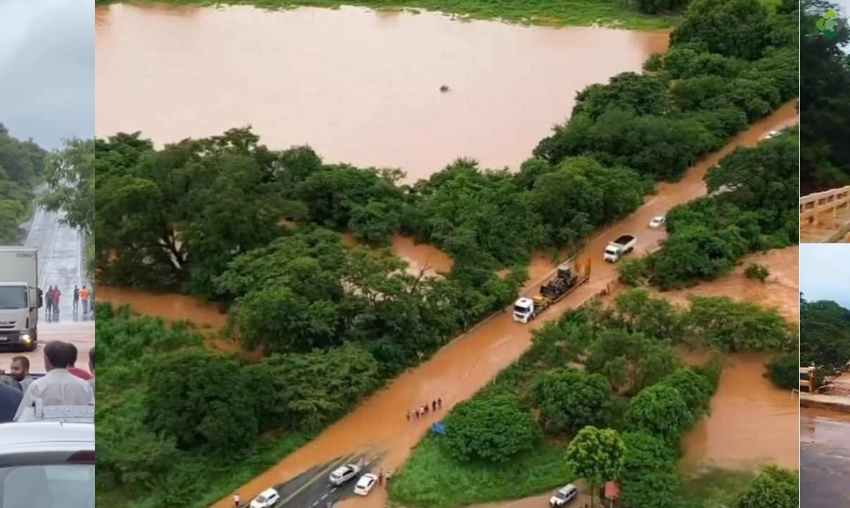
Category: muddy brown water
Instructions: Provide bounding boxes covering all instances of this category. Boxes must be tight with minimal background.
[681,354,799,470]
[95,4,669,181]
[84,105,792,508]
[657,246,799,323]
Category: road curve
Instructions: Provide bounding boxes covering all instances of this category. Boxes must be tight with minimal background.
[211,102,799,508]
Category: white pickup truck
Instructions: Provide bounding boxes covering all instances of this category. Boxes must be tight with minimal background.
[603,235,636,263]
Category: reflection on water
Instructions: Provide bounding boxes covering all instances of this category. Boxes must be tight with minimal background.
[801,409,850,507]
[681,354,799,470]
[95,4,668,181]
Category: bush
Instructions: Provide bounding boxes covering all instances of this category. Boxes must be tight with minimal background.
[443,395,540,463]
[744,263,770,282]
[766,353,799,390]
[531,369,616,434]
[626,384,693,444]
[734,466,798,508]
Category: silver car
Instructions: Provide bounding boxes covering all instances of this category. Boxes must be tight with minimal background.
[0,419,94,508]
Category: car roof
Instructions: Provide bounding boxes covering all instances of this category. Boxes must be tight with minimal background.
[0,421,94,466]
[560,484,576,492]
[360,473,377,481]
[259,488,278,497]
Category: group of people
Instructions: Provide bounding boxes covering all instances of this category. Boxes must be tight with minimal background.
[0,341,95,422]
[407,398,443,421]
[44,284,93,318]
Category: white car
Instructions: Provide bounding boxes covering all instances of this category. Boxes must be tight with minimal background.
[648,216,666,228]
[353,473,378,496]
[250,488,281,508]
[329,463,360,486]
[549,484,579,507]
[763,130,780,140]
[0,420,94,508]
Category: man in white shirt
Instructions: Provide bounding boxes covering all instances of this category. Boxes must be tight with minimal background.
[14,341,94,421]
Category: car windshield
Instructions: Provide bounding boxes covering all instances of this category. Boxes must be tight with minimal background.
[604,248,617,255]
[256,495,268,503]
[555,491,568,500]
[0,287,27,311]
[1,464,94,508]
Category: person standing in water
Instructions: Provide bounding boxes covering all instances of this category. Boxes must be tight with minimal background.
[52,287,61,316]
[44,287,54,318]
[72,286,80,313]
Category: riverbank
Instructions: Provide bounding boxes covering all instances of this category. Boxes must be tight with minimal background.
[94,0,679,30]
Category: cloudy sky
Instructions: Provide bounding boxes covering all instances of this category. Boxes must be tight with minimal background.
[801,244,850,308]
[0,0,93,149]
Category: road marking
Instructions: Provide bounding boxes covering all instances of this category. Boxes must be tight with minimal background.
[321,494,328,500]
[276,453,356,508]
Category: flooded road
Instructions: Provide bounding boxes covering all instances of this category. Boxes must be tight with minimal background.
[95,4,668,181]
[657,246,799,323]
[801,408,850,507]
[681,354,799,470]
[200,104,797,508]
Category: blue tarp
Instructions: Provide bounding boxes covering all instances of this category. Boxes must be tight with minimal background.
[432,422,446,435]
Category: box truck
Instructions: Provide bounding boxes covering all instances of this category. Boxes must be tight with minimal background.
[0,247,41,351]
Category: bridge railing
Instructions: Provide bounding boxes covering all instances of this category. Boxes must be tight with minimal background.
[800,185,850,225]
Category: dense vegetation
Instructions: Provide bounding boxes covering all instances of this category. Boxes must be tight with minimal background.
[95,0,679,30]
[95,0,798,504]
[619,131,799,290]
[0,124,45,243]
[95,304,373,508]
[801,0,850,194]
[800,294,850,383]
[41,138,95,278]
[390,289,797,508]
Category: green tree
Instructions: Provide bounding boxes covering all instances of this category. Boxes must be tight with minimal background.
[532,369,616,434]
[766,353,799,390]
[42,138,95,234]
[734,466,798,508]
[443,395,540,463]
[565,427,626,507]
[587,330,679,394]
[145,350,258,454]
[619,432,680,508]
[626,384,693,444]
[671,0,773,60]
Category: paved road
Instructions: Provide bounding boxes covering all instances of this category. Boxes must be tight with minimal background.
[801,409,850,507]
[240,453,386,508]
[0,207,94,373]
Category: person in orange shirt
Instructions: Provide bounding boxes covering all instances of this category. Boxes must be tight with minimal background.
[80,286,90,314]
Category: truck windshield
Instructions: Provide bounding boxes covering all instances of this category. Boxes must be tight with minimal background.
[513,305,530,314]
[0,287,26,310]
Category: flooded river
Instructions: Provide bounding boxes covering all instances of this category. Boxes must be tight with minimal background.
[681,354,799,470]
[658,246,799,323]
[95,4,668,181]
[200,105,798,508]
[93,105,799,508]
[801,408,850,506]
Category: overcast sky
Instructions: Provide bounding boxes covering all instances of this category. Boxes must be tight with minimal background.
[801,244,850,308]
[0,0,93,149]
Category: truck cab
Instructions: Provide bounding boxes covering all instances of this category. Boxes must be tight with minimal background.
[513,297,535,324]
[0,282,41,351]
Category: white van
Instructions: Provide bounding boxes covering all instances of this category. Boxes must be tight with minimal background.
[549,484,579,507]
[329,464,360,486]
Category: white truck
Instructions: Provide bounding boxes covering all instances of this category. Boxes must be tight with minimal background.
[603,235,636,263]
[0,247,41,351]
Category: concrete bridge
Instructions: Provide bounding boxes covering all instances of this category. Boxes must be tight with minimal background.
[801,185,850,242]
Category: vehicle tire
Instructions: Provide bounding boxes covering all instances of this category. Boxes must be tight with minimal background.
[27,341,37,352]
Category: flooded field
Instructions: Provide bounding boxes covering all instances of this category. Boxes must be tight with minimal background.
[681,354,799,470]
[801,408,850,507]
[95,4,668,181]
[658,246,799,323]
[93,107,798,508]
[94,285,227,329]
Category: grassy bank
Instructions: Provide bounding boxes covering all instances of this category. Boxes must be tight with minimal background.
[95,0,679,30]
[391,437,572,508]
